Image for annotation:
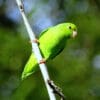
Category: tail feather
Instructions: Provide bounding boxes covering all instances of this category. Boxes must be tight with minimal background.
[21,53,38,80]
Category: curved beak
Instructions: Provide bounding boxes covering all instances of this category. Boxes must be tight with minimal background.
[72,30,77,38]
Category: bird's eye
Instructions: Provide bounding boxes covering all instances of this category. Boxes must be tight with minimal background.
[69,26,71,29]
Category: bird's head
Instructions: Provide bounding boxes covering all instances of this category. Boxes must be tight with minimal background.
[66,23,77,38]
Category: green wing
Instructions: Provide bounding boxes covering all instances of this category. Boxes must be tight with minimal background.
[39,27,52,37]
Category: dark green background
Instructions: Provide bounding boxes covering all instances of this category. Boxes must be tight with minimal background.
[0,0,100,100]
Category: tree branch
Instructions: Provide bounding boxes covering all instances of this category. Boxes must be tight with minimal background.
[15,0,56,100]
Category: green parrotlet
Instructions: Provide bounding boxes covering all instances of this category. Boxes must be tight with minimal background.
[22,23,77,80]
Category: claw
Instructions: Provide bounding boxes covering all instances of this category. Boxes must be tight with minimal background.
[39,58,46,64]
[29,39,39,44]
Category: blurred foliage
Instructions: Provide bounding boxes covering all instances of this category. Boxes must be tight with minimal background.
[0,0,100,100]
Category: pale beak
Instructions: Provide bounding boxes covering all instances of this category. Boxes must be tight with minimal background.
[72,30,77,38]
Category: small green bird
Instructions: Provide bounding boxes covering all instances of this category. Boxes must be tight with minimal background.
[22,23,77,80]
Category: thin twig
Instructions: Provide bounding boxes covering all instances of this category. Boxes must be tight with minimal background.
[15,0,56,100]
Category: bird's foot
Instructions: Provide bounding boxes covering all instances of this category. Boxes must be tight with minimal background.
[39,58,46,64]
[29,39,39,44]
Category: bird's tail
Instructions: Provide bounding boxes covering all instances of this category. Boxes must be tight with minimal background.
[21,53,38,80]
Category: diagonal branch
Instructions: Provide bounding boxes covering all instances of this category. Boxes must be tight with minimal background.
[15,0,56,100]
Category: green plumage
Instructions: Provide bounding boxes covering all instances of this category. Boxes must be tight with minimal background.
[22,23,77,79]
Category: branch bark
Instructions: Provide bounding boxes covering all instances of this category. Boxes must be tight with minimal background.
[15,0,56,100]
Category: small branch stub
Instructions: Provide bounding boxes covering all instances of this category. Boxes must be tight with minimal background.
[19,4,24,12]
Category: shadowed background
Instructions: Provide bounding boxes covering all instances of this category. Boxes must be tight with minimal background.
[0,0,100,100]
